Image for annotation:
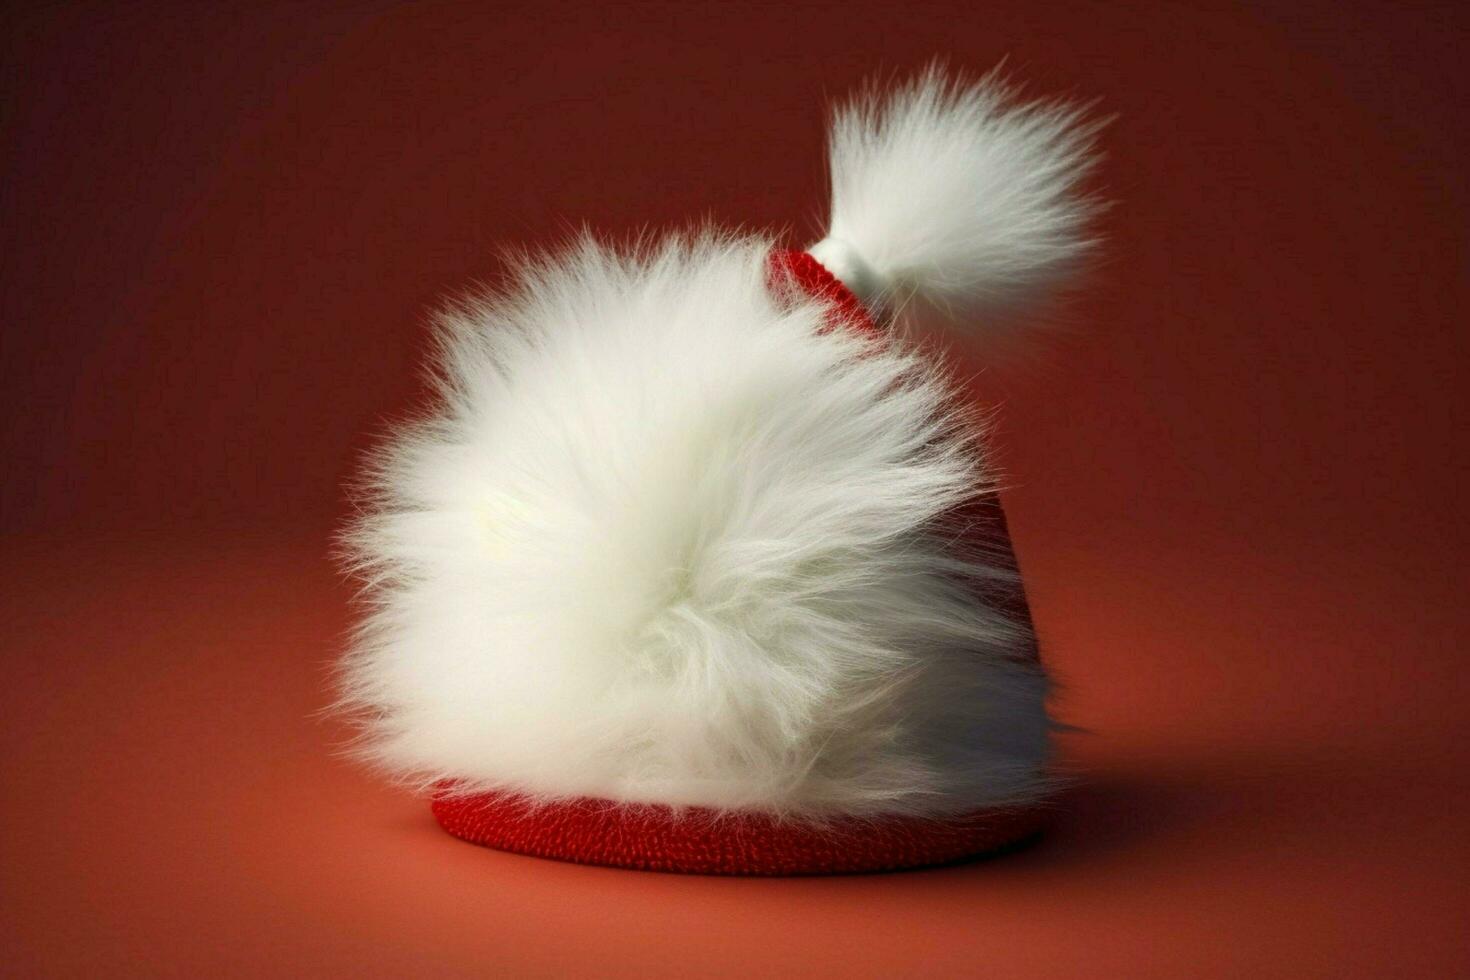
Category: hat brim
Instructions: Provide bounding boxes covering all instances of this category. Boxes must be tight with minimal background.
[431,790,1046,875]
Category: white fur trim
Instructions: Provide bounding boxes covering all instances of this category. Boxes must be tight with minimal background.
[820,65,1099,328]
[339,233,1051,817]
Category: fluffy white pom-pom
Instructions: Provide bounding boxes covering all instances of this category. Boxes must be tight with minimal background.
[814,66,1100,327]
[338,234,1051,818]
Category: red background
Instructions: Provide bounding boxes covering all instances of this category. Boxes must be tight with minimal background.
[3,1,1466,975]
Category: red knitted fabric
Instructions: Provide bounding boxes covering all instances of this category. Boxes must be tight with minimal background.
[432,792,1045,875]
[766,248,881,336]
[429,247,1044,874]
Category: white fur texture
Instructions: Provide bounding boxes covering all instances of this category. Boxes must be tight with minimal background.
[819,66,1099,325]
[339,68,1097,818]
[340,234,1051,817]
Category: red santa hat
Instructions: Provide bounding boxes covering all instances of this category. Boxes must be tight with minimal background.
[339,67,1099,874]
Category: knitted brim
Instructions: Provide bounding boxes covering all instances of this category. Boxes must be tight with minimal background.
[432,791,1046,875]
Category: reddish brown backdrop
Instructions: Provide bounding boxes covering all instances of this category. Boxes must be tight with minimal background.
[3,1,1466,976]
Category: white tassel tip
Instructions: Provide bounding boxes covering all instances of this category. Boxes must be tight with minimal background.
[820,67,1102,329]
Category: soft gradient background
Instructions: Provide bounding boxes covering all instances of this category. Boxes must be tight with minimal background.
[3,1,1466,976]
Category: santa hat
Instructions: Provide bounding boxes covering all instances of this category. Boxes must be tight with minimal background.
[339,67,1098,874]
